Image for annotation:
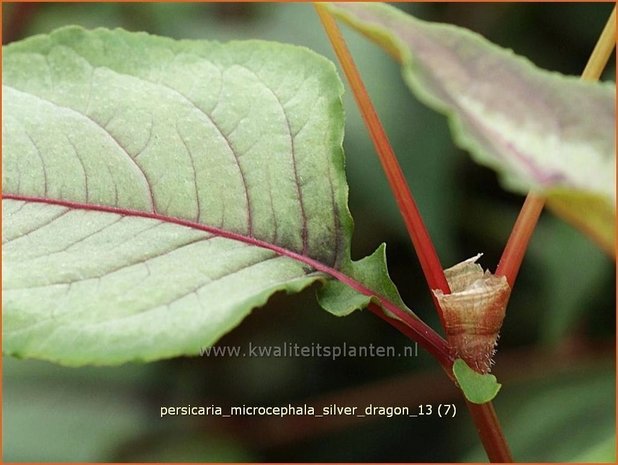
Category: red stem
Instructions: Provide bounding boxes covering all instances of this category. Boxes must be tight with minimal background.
[466,401,512,463]
[367,303,452,370]
[496,194,544,286]
[317,3,615,463]
[315,4,512,462]
[314,4,450,327]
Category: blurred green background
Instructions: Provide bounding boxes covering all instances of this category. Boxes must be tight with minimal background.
[3,2,615,462]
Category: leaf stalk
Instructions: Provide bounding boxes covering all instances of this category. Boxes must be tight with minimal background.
[314,3,451,328]
[315,3,512,462]
[317,3,615,463]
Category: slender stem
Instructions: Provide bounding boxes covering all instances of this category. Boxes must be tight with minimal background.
[496,194,545,286]
[496,5,616,285]
[314,3,451,327]
[367,303,453,371]
[489,11,614,459]
[467,401,512,463]
[581,6,616,82]
[317,4,614,464]
[315,4,512,462]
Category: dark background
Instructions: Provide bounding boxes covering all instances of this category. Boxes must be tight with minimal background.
[3,2,615,462]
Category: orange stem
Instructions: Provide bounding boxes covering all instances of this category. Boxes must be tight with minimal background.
[314,3,451,327]
[316,4,614,464]
[496,194,545,286]
[315,4,512,462]
[497,6,616,286]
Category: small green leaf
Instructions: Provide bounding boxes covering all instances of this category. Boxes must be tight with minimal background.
[2,27,410,365]
[326,2,616,256]
[317,243,406,316]
[452,359,501,404]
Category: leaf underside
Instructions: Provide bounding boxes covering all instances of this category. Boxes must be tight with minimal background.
[3,27,407,365]
[327,2,616,256]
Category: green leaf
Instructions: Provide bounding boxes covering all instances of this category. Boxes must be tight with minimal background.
[325,2,616,256]
[2,27,409,365]
[452,359,501,404]
[317,243,403,316]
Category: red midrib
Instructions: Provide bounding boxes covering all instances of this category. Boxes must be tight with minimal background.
[3,193,450,364]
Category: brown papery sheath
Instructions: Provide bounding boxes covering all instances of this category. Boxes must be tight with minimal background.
[433,254,511,374]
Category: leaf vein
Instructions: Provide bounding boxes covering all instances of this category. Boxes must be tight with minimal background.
[149,78,254,235]
[6,85,157,211]
[3,207,70,245]
[238,66,310,255]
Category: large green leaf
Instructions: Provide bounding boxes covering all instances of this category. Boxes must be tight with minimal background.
[2,27,412,365]
[326,2,616,256]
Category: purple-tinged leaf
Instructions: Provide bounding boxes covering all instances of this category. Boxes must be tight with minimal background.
[3,27,426,365]
[327,2,616,255]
